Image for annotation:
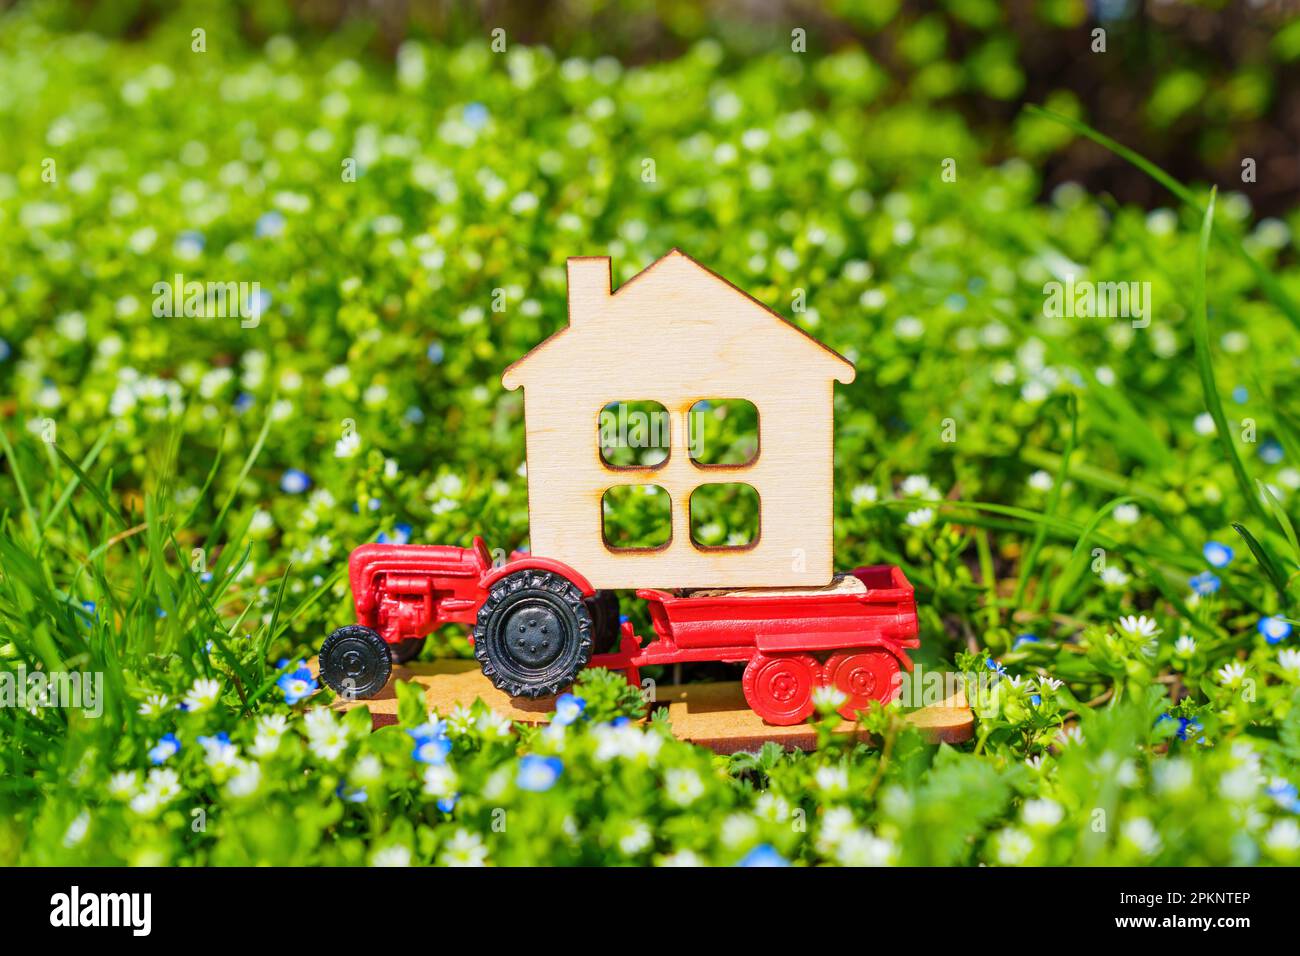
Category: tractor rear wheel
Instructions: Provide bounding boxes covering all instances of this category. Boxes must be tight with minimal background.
[319,625,392,700]
[473,569,593,698]
[824,648,902,720]
[742,652,822,725]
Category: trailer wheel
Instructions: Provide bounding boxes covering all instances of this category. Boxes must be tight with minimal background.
[319,625,393,700]
[824,649,902,720]
[390,637,426,664]
[473,570,593,698]
[586,590,621,655]
[742,652,821,725]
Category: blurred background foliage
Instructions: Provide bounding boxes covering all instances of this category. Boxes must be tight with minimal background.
[11,0,1300,214]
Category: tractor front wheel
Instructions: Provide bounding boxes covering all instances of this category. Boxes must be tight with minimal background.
[473,569,593,698]
[319,625,393,700]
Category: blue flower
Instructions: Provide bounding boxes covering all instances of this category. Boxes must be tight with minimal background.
[1266,780,1299,812]
[0,338,10,361]
[1189,571,1220,596]
[436,795,458,813]
[1232,386,1249,404]
[1202,541,1234,568]
[1258,615,1293,644]
[174,230,205,257]
[986,658,1007,678]
[280,469,311,494]
[199,571,214,583]
[610,716,631,727]
[407,719,448,739]
[1177,718,1204,742]
[1259,439,1284,465]
[255,210,285,238]
[378,523,412,545]
[426,342,445,364]
[278,665,318,704]
[1030,694,1042,706]
[412,735,452,765]
[404,406,425,424]
[233,392,254,414]
[553,693,586,726]
[149,733,181,765]
[516,755,562,792]
[737,844,789,867]
[337,784,368,803]
[463,102,489,129]
[1013,633,1040,650]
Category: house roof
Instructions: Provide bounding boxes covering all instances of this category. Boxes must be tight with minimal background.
[502,249,857,391]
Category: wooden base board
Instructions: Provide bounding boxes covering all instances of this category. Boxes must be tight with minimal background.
[321,659,974,753]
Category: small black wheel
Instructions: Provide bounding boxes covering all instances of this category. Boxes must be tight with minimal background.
[319,625,392,699]
[473,569,593,698]
[586,590,622,655]
[390,637,426,664]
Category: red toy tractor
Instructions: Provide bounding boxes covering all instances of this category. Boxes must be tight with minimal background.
[318,537,918,725]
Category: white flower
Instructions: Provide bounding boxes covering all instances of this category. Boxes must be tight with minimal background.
[62,810,90,848]
[900,474,940,500]
[591,722,662,764]
[351,753,384,786]
[993,827,1034,865]
[1055,726,1084,748]
[1113,503,1141,525]
[200,735,240,771]
[814,764,850,796]
[1100,566,1130,589]
[812,685,848,713]
[137,693,171,718]
[835,830,896,866]
[618,820,653,856]
[657,849,704,867]
[1121,818,1162,857]
[850,484,878,506]
[1028,470,1053,492]
[182,677,221,712]
[108,771,139,800]
[1154,758,1194,795]
[753,792,790,823]
[225,759,261,798]
[304,707,350,762]
[1036,676,1063,693]
[1264,820,1300,856]
[905,507,935,529]
[476,710,513,740]
[250,713,289,758]
[371,845,413,867]
[1174,635,1197,656]
[1278,648,1300,676]
[447,704,475,735]
[334,430,362,459]
[422,764,458,799]
[665,769,705,806]
[1021,798,1064,829]
[131,768,181,815]
[1217,661,1248,687]
[1193,413,1216,435]
[816,806,856,855]
[1116,615,1161,640]
[439,829,488,867]
[720,812,759,848]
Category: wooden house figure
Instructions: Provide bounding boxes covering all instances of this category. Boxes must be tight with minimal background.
[502,250,856,590]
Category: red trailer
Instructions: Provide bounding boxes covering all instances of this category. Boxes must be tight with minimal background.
[318,537,918,725]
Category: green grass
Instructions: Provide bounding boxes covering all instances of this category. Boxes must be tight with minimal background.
[2,5,1300,865]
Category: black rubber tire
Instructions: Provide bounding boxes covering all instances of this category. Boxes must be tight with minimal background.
[586,590,622,655]
[390,637,426,664]
[319,625,392,700]
[473,569,593,698]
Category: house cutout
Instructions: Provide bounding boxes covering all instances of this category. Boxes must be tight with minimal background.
[503,250,855,590]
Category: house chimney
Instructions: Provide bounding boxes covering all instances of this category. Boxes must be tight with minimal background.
[566,257,611,327]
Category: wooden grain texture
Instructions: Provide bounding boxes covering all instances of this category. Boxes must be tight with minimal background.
[502,250,856,590]
[323,659,974,752]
